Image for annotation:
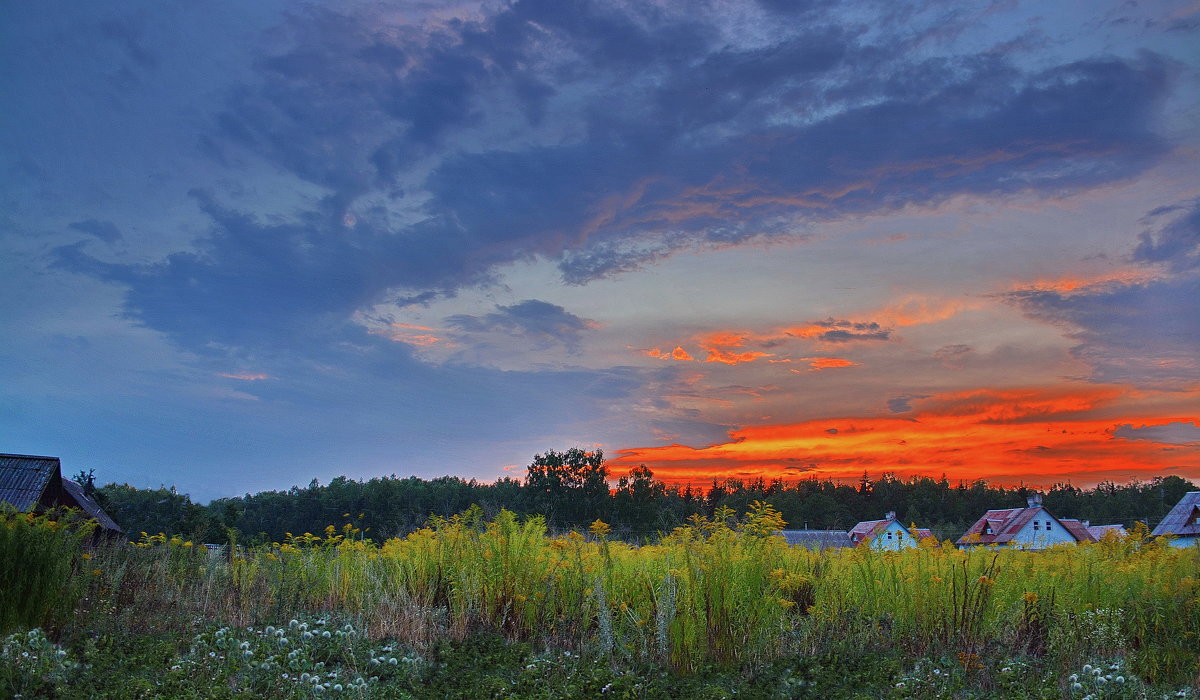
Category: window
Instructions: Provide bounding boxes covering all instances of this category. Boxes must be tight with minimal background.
[1033,522,1039,531]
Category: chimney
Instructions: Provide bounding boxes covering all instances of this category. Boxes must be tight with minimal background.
[885,511,896,521]
[1082,520,1089,528]
[1027,493,1042,508]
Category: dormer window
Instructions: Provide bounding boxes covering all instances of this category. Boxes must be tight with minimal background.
[984,525,992,535]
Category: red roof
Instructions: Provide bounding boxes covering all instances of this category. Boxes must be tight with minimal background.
[957,506,1086,546]
[1059,519,1096,543]
[848,517,932,546]
[848,518,890,545]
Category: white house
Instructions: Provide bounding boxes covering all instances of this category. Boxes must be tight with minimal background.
[956,494,1088,550]
[848,511,933,550]
[1150,491,1200,548]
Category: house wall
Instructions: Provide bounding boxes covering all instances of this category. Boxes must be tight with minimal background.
[1009,510,1076,549]
[869,521,918,550]
[1166,536,1199,549]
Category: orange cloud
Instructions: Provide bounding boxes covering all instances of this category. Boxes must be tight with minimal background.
[642,346,696,361]
[1017,269,1157,294]
[798,357,859,370]
[697,331,773,365]
[612,386,1200,488]
[372,322,447,347]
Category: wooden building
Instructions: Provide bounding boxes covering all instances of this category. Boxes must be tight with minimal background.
[0,453,123,535]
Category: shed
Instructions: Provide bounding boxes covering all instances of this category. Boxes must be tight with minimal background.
[1150,491,1200,548]
[956,494,1087,550]
[1084,523,1128,541]
[0,453,123,535]
[778,529,853,550]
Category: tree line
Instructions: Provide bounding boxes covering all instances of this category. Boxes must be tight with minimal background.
[86,449,1197,545]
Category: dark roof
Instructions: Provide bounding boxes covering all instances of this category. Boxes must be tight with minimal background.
[778,529,853,550]
[0,453,122,533]
[1151,491,1200,537]
[61,478,123,533]
[0,454,60,511]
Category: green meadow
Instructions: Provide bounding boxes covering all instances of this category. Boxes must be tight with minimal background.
[2,505,1198,698]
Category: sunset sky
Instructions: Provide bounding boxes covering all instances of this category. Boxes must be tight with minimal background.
[2,0,1198,501]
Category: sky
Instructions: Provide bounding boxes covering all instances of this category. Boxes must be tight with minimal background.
[2,0,1198,502]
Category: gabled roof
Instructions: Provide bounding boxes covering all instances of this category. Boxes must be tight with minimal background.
[0,453,123,533]
[778,529,853,550]
[913,528,934,540]
[61,478,123,533]
[1059,519,1096,543]
[956,505,1085,545]
[0,454,60,511]
[1151,491,1200,537]
[848,518,891,544]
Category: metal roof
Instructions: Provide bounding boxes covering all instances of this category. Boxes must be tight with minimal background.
[778,529,853,550]
[1059,519,1096,543]
[61,478,123,533]
[1151,491,1200,537]
[0,454,59,511]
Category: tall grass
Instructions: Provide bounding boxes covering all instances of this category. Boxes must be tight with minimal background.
[56,505,1200,685]
[0,507,94,634]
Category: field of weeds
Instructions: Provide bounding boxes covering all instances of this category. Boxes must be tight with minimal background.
[2,504,1198,698]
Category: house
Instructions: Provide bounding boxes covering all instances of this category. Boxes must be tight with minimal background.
[778,529,853,550]
[848,511,933,550]
[1150,491,1200,548]
[956,494,1088,550]
[0,453,123,536]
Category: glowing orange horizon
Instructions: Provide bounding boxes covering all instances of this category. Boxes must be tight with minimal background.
[610,386,1200,489]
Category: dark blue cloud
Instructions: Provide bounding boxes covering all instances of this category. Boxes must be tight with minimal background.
[1005,274,1200,388]
[446,299,596,353]
[1007,198,1200,388]
[808,318,892,343]
[1134,198,1200,272]
[887,395,929,413]
[53,0,1176,362]
[68,219,122,244]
